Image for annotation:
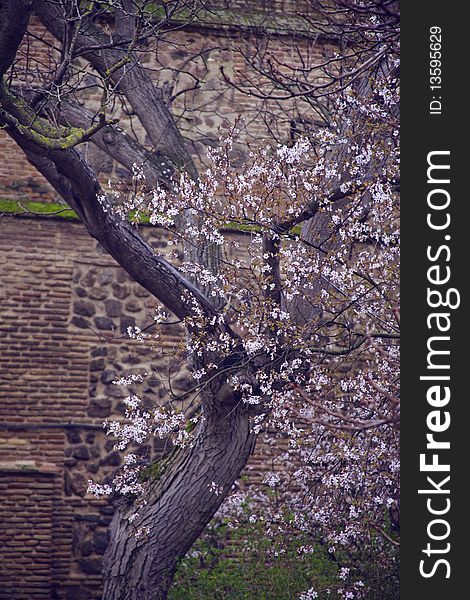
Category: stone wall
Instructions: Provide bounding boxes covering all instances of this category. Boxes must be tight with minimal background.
[0,214,279,599]
[0,215,186,599]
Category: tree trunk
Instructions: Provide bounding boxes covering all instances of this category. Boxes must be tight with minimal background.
[102,402,255,600]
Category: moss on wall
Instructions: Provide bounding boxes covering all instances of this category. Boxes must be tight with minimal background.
[0,198,79,220]
[0,198,301,235]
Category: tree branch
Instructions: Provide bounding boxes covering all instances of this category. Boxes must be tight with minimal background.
[17,91,177,187]
[1,120,218,323]
[274,177,399,234]
[35,0,198,177]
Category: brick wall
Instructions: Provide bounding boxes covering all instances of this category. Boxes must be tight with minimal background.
[0,215,186,598]
[0,466,61,600]
[0,214,279,599]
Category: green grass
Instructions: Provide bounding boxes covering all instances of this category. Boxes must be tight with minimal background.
[169,523,339,600]
[168,517,400,600]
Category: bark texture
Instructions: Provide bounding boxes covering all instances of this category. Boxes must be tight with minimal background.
[103,403,254,600]
[0,0,33,76]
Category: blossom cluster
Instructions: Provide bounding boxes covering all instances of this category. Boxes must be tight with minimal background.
[89,58,399,597]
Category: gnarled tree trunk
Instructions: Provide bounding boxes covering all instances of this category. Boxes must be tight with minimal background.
[103,402,254,600]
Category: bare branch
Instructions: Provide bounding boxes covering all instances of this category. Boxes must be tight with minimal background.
[35,0,198,177]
